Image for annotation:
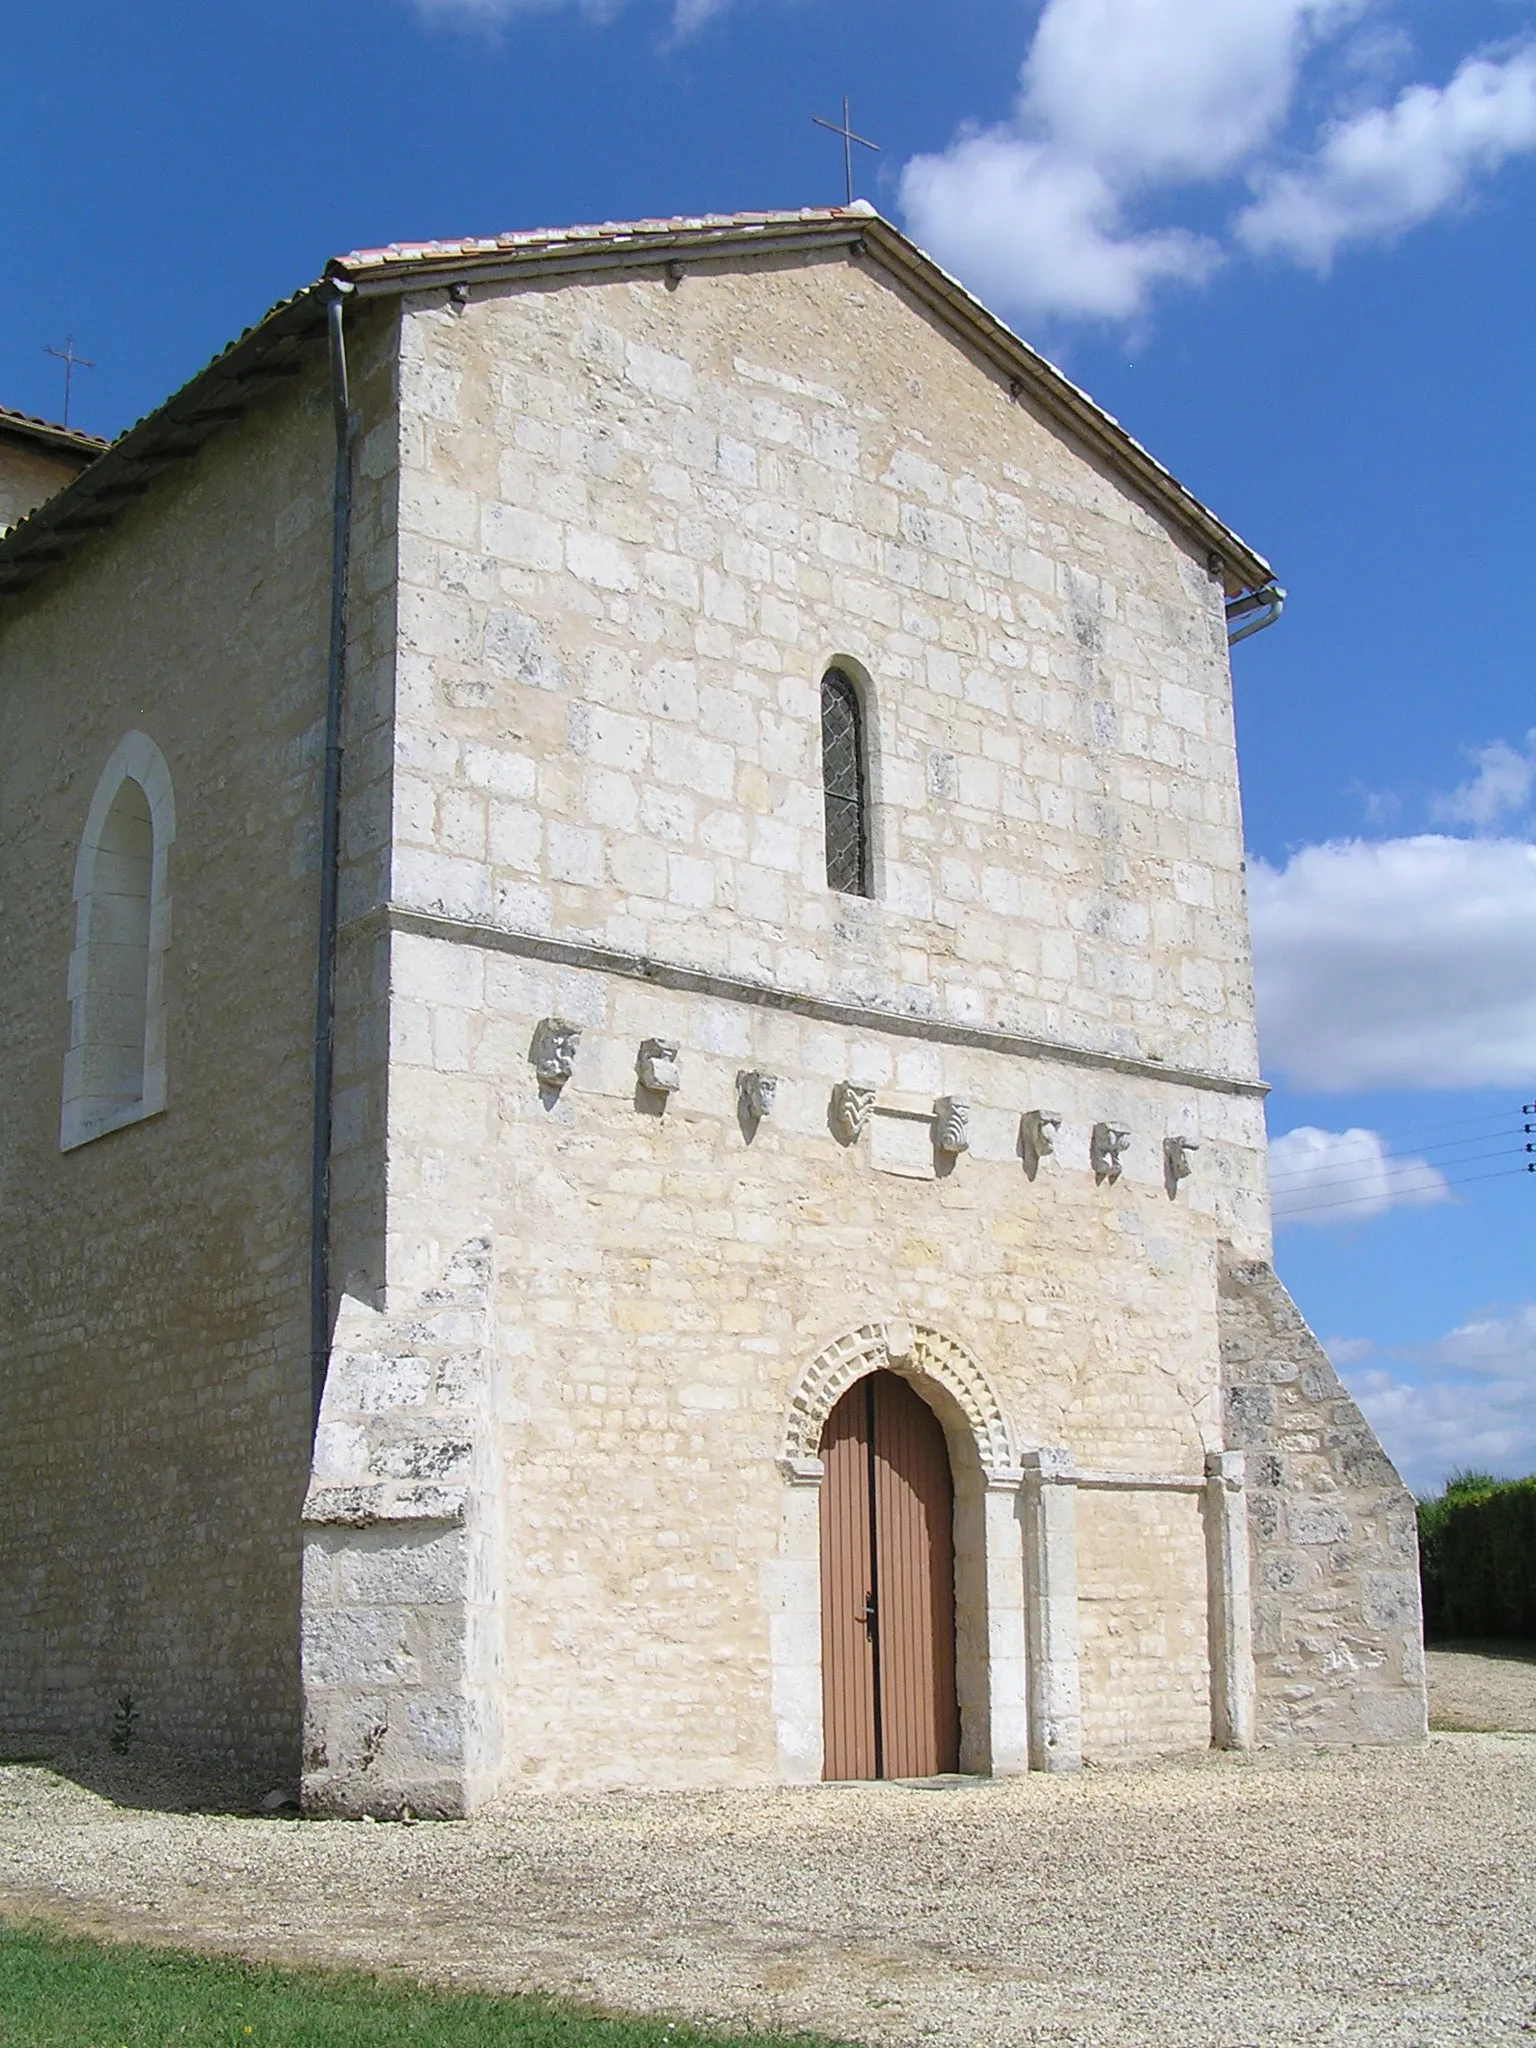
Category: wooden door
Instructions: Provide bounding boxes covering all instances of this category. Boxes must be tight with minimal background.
[819,1371,960,1780]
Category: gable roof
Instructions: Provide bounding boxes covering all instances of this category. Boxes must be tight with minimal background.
[0,406,106,466]
[0,208,1273,604]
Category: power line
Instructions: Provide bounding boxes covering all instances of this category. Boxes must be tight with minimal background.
[1266,1105,1517,1161]
[1267,1134,1522,1190]
[1274,1163,1533,1222]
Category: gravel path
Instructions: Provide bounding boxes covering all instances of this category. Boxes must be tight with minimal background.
[3,1721,1534,2047]
[1429,1642,1536,1733]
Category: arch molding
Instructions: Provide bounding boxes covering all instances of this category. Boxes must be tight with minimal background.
[781,1320,1014,1476]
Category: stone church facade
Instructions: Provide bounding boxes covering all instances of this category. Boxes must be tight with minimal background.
[0,210,1425,1815]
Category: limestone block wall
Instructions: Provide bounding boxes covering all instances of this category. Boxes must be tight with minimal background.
[0,306,397,1776]
[1218,1251,1427,1744]
[386,249,1263,1102]
[302,1237,503,1818]
[368,245,1283,1792]
[1077,1487,1211,1757]
[378,926,1268,1791]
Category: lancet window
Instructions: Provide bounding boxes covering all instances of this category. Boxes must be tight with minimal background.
[820,667,871,897]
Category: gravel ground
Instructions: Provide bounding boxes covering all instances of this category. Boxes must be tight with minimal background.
[1,1667,1533,2046]
[1429,1642,1536,1733]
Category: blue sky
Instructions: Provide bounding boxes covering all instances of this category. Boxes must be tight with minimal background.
[6,0,1535,1490]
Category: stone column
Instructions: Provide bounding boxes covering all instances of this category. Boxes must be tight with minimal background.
[982,1469,1030,1776]
[1021,1447,1082,1773]
[1204,1450,1255,1751]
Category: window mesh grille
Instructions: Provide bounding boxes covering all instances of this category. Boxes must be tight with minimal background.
[821,669,870,897]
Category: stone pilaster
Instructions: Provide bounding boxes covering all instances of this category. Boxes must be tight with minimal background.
[982,1469,1030,1776]
[1021,1448,1082,1773]
[1204,1450,1255,1750]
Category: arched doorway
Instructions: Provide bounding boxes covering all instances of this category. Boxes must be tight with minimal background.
[819,1370,960,1779]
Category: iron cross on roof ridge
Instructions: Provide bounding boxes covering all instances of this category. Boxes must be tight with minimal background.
[812,96,880,208]
[43,335,95,429]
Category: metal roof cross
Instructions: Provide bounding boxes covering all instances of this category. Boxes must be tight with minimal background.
[43,334,95,429]
[812,96,880,208]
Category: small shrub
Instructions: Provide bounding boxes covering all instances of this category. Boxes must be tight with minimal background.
[108,1693,138,1756]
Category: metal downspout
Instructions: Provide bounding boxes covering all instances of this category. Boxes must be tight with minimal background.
[311,282,356,1432]
[1226,581,1286,646]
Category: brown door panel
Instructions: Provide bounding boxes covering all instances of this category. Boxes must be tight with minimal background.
[819,1371,959,1781]
[873,1372,960,1778]
[819,1381,879,1780]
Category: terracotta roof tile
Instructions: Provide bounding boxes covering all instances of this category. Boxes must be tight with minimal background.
[333,208,861,273]
[0,406,108,459]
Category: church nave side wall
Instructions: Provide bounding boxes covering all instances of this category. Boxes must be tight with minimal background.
[0,311,398,1781]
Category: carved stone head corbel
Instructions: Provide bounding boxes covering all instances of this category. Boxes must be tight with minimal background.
[1091,1121,1131,1184]
[1164,1134,1199,1197]
[830,1081,876,1146]
[637,1038,681,1097]
[738,1070,778,1122]
[1020,1109,1063,1180]
[531,1016,582,1089]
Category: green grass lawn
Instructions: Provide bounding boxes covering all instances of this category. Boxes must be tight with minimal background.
[0,1924,849,2048]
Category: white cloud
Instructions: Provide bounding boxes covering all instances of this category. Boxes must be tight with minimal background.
[1341,1303,1536,1491]
[1023,0,1358,184]
[1430,731,1536,831]
[900,4,1536,324]
[1322,1333,1374,1365]
[1239,43,1536,269]
[899,135,1219,326]
[901,0,1348,324]
[1268,1124,1448,1225]
[1250,833,1536,1089]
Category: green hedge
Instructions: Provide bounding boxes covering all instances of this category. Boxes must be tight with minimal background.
[1418,1472,1536,1639]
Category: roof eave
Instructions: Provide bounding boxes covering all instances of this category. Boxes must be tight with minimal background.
[0,414,106,465]
[0,283,331,600]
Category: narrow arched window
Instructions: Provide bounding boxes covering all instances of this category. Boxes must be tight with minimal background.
[62,732,176,1150]
[820,667,870,897]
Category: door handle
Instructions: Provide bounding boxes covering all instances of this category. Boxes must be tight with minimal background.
[859,1591,877,1637]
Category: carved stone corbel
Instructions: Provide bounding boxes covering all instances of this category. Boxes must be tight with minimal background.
[1164,1134,1199,1197]
[738,1070,778,1121]
[934,1096,970,1158]
[1090,1122,1130,1184]
[637,1038,681,1097]
[830,1081,875,1145]
[1020,1109,1063,1180]
[530,1017,582,1088]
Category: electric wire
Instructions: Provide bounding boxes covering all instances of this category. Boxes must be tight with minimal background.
[1266,1104,1518,1151]
[1266,1139,1520,1197]
[1266,1120,1525,1185]
[1273,1164,1532,1222]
